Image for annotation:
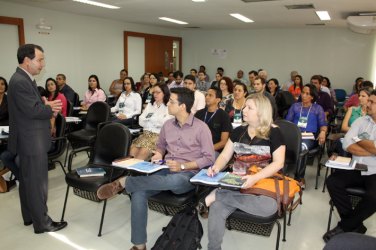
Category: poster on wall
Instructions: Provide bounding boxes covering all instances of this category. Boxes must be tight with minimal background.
[211,48,227,59]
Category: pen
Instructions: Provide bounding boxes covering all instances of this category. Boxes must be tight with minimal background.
[153,159,166,165]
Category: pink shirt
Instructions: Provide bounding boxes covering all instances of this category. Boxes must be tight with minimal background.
[49,92,67,117]
[83,88,106,108]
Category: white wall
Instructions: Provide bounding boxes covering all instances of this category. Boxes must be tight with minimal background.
[0,1,180,97]
[181,28,376,93]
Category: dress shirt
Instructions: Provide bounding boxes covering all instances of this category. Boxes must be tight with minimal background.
[111,91,142,118]
[196,81,211,92]
[156,113,215,170]
[343,115,376,176]
[191,90,205,114]
[83,88,106,108]
[168,81,184,89]
[139,102,173,134]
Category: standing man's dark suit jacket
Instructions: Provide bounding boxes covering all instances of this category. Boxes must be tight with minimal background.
[8,67,52,156]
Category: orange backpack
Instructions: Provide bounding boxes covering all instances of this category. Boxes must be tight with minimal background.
[240,165,302,215]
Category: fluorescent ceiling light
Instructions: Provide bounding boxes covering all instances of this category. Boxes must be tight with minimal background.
[192,0,206,2]
[159,17,188,25]
[230,13,254,23]
[73,0,120,9]
[316,11,331,21]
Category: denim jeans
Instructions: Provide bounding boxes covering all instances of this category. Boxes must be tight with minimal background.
[207,189,277,250]
[125,169,195,245]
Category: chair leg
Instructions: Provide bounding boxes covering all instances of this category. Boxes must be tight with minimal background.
[322,167,330,193]
[327,200,334,232]
[282,211,286,242]
[64,141,71,168]
[61,185,70,222]
[315,162,322,189]
[98,199,107,237]
[275,220,281,250]
[56,160,66,175]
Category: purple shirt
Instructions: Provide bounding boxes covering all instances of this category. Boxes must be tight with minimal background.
[156,113,215,170]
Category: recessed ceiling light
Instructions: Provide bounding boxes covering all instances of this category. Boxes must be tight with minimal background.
[73,0,120,9]
[316,11,331,21]
[159,17,188,25]
[192,0,206,2]
[230,13,254,23]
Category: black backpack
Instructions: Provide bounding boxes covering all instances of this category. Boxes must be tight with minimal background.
[151,206,203,250]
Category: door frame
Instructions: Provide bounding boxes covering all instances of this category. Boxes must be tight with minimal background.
[124,31,182,73]
[0,16,25,45]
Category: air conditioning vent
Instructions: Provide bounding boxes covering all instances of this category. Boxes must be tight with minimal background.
[285,4,315,10]
[185,26,201,29]
[347,16,376,34]
[241,0,281,3]
[305,23,325,26]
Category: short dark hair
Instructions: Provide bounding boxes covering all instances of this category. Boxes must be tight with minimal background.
[151,83,170,105]
[120,69,128,74]
[361,80,374,89]
[184,74,196,83]
[267,78,279,87]
[248,70,258,76]
[190,68,197,74]
[304,83,318,103]
[170,87,195,113]
[199,65,206,70]
[123,77,136,92]
[311,75,322,84]
[371,90,376,96]
[217,67,224,72]
[0,76,8,92]
[198,70,206,75]
[88,74,101,91]
[173,70,184,79]
[209,86,222,100]
[56,73,66,80]
[255,76,266,85]
[17,44,44,64]
[45,78,60,100]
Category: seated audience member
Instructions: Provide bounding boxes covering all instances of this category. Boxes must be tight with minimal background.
[217,67,224,76]
[322,76,337,105]
[323,90,376,242]
[138,73,150,95]
[199,65,210,82]
[56,73,77,105]
[111,77,142,126]
[224,81,248,122]
[310,75,334,120]
[248,70,258,92]
[199,93,285,250]
[130,83,172,160]
[183,75,205,114]
[210,72,223,88]
[0,77,9,126]
[97,87,215,250]
[258,69,268,82]
[142,73,159,106]
[168,70,184,89]
[288,74,303,100]
[253,76,278,120]
[45,78,68,137]
[282,70,298,91]
[350,77,364,96]
[165,71,174,86]
[341,87,372,133]
[235,69,249,85]
[157,72,165,83]
[196,71,211,92]
[286,83,327,184]
[195,87,232,157]
[81,75,106,110]
[267,78,280,98]
[190,68,198,82]
[344,80,374,111]
[109,69,127,97]
[218,76,233,108]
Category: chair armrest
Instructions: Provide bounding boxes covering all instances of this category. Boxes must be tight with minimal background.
[131,114,141,129]
[51,136,66,142]
[67,146,92,172]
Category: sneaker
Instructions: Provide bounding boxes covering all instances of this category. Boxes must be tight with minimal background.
[130,245,146,250]
[323,225,344,243]
[97,179,124,200]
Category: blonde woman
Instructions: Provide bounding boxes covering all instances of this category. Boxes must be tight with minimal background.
[201,93,286,250]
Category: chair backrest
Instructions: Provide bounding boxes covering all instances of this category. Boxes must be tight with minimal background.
[73,92,80,107]
[66,100,74,117]
[48,113,67,159]
[92,123,132,165]
[275,91,295,119]
[274,119,302,177]
[84,101,110,132]
[334,89,347,102]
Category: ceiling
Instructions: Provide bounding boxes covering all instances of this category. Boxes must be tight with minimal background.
[2,0,376,30]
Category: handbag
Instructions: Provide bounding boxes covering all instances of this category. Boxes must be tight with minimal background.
[240,165,302,215]
[0,168,16,193]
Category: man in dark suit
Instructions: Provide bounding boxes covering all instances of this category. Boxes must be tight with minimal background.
[8,44,67,234]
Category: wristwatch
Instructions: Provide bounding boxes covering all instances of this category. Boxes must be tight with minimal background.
[180,164,186,170]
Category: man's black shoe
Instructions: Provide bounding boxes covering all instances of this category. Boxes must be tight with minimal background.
[24,221,32,226]
[323,225,344,243]
[34,221,67,234]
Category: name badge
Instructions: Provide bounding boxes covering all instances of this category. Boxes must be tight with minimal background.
[297,116,308,129]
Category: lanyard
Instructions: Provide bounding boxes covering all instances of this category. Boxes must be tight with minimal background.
[299,103,312,120]
[204,109,217,124]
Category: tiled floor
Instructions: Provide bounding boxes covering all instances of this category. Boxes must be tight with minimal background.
[1,152,375,250]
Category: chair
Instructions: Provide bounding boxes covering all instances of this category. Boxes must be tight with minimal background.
[334,89,347,108]
[225,120,304,250]
[327,186,366,232]
[48,113,67,174]
[60,123,132,236]
[275,91,295,119]
[64,101,110,167]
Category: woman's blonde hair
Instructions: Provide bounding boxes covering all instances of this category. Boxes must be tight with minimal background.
[246,93,273,139]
